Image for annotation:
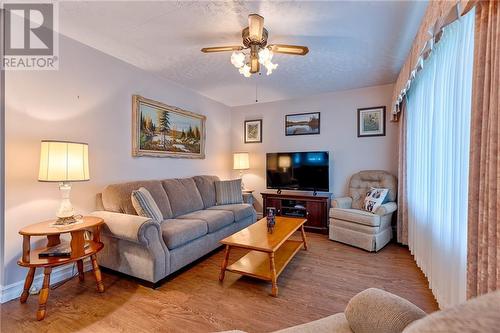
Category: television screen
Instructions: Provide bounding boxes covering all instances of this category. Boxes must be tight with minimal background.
[266,151,329,192]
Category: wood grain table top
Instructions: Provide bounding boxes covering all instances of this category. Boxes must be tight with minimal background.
[220,216,307,252]
[19,216,104,236]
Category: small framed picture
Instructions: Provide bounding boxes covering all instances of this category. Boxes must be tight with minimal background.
[244,119,262,143]
[285,112,320,136]
[357,106,386,137]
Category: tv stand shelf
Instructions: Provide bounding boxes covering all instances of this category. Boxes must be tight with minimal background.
[261,192,331,234]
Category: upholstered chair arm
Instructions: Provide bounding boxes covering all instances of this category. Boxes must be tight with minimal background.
[345,288,426,333]
[332,197,353,209]
[374,202,397,216]
[90,211,164,246]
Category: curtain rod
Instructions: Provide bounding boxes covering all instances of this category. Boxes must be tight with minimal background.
[392,1,474,120]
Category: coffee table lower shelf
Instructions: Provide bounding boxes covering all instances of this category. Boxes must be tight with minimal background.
[226,240,304,281]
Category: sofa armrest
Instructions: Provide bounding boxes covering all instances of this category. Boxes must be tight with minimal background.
[332,197,353,209]
[90,210,161,245]
[375,202,397,216]
[345,288,426,333]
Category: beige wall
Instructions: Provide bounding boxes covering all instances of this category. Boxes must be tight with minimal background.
[3,34,232,287]
[230,84,398,213]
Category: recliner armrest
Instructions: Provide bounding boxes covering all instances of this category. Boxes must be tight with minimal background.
[332,197,353,209]
[90,210,161,245]
[374,202,397,216]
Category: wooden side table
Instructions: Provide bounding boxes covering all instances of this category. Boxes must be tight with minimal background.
[17,216,105,321]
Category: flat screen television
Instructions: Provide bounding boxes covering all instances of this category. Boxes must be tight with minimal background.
[266,151,329,192]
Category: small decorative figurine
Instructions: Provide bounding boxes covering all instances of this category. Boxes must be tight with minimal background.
[267,207,276,233]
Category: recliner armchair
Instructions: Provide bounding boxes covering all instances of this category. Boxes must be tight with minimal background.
[329,170,397,252]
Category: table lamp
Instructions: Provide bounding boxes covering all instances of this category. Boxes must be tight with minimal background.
[233,152,249,190]
[38,140,90,225]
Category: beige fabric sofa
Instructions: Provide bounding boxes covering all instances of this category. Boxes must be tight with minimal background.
[329,170,397,251]
[223,288,500,333]
[91,175,256,286]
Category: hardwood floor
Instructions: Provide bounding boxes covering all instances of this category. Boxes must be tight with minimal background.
[1,233,438,333]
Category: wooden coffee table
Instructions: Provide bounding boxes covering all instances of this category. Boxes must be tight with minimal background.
[219,216,308,297]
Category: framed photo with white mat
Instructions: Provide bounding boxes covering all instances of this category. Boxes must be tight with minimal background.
[244,119,262,143]
[357,106,386,137]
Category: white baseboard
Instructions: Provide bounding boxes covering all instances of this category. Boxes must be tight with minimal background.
[0,259,93,303]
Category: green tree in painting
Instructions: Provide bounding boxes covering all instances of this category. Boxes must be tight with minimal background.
[158,110,170,148]
[194,126,201,140]
[187,125,194,139]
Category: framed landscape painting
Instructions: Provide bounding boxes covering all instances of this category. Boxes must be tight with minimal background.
[357,106,386,137]
[132,95,206,158]
[244,119,262,143]
[285,112,320,136]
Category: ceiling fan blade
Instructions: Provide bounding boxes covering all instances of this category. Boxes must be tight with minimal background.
[248,14,264,41]
[269,44,309,55]
[201,46,243,53]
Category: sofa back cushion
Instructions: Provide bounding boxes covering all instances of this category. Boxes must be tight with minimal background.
[102,180,173,219]
[161,178,204,217]
[403,291,500,333]
[193,175,220,208]
[349,171,397,209]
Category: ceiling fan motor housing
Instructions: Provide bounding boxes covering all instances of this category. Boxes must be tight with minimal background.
[242,27,269,48]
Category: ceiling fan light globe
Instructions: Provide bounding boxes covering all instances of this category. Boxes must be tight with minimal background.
[231,51,245,68]
[239,64,251,77]
[264,61,278,75]
[258,48,273,64]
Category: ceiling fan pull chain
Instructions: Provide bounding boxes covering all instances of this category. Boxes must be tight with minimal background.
[255,74,259,102]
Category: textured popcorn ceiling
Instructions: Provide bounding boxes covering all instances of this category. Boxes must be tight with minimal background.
[59,1,428,106]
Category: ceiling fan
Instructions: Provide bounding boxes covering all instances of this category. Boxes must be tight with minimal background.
[201,14,309,77]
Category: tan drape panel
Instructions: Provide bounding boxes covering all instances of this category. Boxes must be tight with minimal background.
[467,0,500,299]
[392,0,473,118]
[397,100,408,245]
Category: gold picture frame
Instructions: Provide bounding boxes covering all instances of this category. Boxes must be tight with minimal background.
[132,95,206,158]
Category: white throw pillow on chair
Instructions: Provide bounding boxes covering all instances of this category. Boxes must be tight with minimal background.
[363,187,389,213]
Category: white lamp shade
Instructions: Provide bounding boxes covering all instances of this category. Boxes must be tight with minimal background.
[38,140,90,182]
[233,152,250,170]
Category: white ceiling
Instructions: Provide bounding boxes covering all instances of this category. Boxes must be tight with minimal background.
[59,1,428,107]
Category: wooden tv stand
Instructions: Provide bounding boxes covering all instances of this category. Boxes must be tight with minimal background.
[261,191,331,234]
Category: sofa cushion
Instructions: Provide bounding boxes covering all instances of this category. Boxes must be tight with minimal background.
[193,175,220,208]
[273,313,352,333]
[161,178,204,217]
[177,209,234,233]
[160,219,208,249]
[208,203,254,221]
[131,187,163,223]
[102,180,173,219]
[345,288,426,333]
[330,208,381,227]
[215,179,243,205]
[403,290,500,333]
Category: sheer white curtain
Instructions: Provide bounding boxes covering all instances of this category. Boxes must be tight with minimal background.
[406,9,475,308]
